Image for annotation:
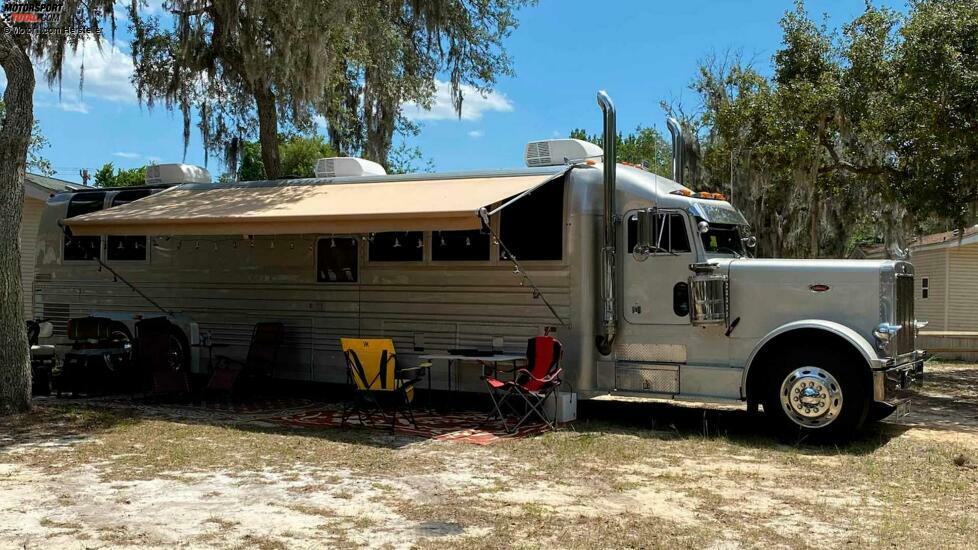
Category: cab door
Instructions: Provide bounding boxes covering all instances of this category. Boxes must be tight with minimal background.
[622,210,694,325]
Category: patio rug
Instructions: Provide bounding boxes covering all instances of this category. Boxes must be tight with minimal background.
[274,406,550,445]
[43,395,322,424]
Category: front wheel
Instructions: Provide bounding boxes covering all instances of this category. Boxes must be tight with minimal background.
[763,346,869,441]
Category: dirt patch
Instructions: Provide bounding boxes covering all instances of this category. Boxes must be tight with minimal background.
[1,361,977,548]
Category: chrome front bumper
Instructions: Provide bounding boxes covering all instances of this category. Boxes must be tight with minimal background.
[873,353,925,405]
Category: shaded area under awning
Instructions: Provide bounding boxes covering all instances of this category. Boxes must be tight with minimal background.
[66,172,565,236]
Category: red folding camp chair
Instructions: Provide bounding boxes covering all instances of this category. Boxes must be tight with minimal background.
[136,316,190,397]
[206,322,284,399]
[484,335,563,433]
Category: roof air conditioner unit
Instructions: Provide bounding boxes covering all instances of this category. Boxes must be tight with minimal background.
[525,139,603,167]
[144,164,212,185]
[314,157,387,178]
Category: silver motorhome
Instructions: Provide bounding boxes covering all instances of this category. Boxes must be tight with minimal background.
[35,92,924,437]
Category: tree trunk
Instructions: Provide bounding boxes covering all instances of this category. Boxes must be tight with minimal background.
[254,87,281,179]
[362,68,396,169]
[0,29,35,415]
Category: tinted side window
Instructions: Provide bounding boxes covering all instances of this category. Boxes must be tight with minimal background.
[107,190,151,261]
[317,237,358,282]
[64,192,105,261]
[626,212,691,254]
[667,214,691,253]
[499,178,564,261]
[433,229,490,261]
[368,232,423,262]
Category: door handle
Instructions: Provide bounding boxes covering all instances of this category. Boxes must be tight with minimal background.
[631,304,642,314]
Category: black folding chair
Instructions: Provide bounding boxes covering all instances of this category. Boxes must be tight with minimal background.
[206,322,284,399]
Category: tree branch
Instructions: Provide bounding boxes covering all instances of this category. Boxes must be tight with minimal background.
[818,134,899,176]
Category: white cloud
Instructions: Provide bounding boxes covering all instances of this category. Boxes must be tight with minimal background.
[467,130,484,139]
[57,100,90,114]
[402,80,513,121]
[32,38,137,112]
[35,98,89,114]
[113,152,142,159]
[552,130,562,138]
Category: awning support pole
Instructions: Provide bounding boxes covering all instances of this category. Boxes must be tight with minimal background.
[479,209,567,328]
[484,172,563,218]
[93,255,171,316]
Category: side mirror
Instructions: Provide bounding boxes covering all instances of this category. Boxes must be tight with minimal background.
[742,235,757,249]
[636,209,653,256]
[38,321,54,339]
[697,220,710,234]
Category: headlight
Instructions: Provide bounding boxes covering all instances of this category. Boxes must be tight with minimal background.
[873,323,902,352]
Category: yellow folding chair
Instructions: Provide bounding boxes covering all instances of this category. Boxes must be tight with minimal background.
[339,338,429,432]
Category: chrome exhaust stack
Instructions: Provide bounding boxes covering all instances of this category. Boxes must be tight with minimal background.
[596,90,617,355]
[666,117,685,185]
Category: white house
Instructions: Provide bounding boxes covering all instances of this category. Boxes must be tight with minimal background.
[21,173,84,319]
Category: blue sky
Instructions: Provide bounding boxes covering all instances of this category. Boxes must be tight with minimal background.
[30,0,905,183]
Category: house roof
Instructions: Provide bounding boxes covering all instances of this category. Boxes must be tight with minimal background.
[914,225,978,249]
[24,173,85,201]
[850,225,978,258]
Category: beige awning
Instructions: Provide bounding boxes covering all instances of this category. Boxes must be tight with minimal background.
[66,172,563,236]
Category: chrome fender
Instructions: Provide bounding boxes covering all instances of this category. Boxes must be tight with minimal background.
[741,319,882,398]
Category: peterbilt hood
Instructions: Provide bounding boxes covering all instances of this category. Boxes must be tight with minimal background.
[722,258,911,346]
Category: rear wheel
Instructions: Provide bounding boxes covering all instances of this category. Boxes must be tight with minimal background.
[763,346,869,442]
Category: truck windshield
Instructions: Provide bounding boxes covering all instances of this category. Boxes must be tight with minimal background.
[701,223,744,256]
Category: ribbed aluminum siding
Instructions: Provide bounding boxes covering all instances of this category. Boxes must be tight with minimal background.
[20,198,44,319]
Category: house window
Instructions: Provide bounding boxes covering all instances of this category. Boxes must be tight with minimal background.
[107,190,151,261]
[627,212,692,254]
[922,277,929,299]
[433,229,490,261]
[368,232,423,262]
[63,192,106,261]
[498,178,564,261]
[317,237,358,282]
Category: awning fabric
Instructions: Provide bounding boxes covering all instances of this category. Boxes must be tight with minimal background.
[66,172,563,236]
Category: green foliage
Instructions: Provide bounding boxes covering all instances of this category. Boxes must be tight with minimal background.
[129,0,531,174]
[232,134,337,181]
[691,0,978,258]
[387,143,435,175]
[569,126,672,178]
[885,0,978,223]
[0,101,54,176]
[93,163,148,188]
[236,141,265,182]
[279,135,336,178]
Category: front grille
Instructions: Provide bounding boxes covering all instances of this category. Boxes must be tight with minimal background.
[896,274,914,355]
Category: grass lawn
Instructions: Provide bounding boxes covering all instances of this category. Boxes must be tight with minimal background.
[1,361,976,549]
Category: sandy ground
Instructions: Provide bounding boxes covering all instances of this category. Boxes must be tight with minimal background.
[1,361,977,549]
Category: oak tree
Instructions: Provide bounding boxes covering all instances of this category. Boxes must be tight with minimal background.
[0,2,116,414]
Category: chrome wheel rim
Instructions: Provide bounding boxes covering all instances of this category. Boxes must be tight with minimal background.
[780,367,843,428]
[167,334,186,372]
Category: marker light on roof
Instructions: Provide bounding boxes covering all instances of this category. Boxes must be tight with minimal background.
[671,189,727,201]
